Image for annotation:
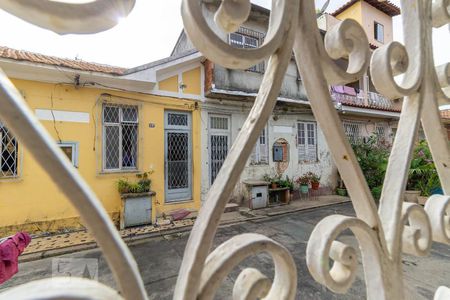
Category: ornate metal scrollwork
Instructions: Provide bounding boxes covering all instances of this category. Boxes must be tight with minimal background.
[0,0,448,299]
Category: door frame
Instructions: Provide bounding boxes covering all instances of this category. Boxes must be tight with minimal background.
[208,114,231,186]
[164,110,192,202]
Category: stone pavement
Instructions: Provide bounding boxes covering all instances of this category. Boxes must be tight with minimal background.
[19,195,350,261]
[1,202,449,299]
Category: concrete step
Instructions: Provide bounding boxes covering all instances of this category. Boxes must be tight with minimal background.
[224,203,239,213]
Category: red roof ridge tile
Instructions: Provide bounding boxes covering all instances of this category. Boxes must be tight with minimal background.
[0,45,126,75]
[331,0,401,18]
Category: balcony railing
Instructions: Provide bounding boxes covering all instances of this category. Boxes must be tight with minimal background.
[330,88,402,112]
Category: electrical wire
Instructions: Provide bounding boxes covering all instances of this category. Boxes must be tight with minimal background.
[50,83,63,143]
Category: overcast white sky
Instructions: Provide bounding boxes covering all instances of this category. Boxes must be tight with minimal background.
[0,0,448,69]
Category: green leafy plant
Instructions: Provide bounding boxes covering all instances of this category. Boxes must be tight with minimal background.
[263,172,282,187]
[351,137,441,199]
[351,135,389,200]
[263,173,272,183]
[407,140,440,196]
[306,171,320,183]
[278,176,294,190]
[117,170,154,194]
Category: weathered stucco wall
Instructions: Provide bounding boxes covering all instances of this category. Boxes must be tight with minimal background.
[173,3,307,102]
[200,99,337,203]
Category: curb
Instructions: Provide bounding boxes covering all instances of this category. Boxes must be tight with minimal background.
[19,200,350,262]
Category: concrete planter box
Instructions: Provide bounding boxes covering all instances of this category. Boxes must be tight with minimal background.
[418,196,428,206]
[404,190,420,203]
[120,191,155,229]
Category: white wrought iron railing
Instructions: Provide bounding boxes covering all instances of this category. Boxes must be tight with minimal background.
[0,0,448,300]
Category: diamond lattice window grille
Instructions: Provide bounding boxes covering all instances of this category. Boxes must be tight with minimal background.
[0,121,18,178]
[102,104,138,171]
[167,132,189,189]
[343,120,393,145]
[167,112,188,127]
[210,135,229,184]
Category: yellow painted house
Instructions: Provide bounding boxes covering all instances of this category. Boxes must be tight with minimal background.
[0,47,204,235]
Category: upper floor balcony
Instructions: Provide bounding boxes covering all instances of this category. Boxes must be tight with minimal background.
[330,85,402,112]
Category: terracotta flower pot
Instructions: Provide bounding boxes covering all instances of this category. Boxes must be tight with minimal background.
[271,183,278,189]
[311,182,320,190]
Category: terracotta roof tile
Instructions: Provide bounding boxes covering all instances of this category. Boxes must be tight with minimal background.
[0,46,126,75]
[340,99,402,112]
[332,0,401,17]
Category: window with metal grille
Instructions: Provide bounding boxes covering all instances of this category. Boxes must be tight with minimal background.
[0,122,18,178]
[297,121,317,162]
[229,27,265,73]
[209,114,230,185]
[374,22,384,43]
[102,104,138,171]
[250,126,268,164]
[343,121,363,143]
[210,116,229,130]
[375,123,392,145]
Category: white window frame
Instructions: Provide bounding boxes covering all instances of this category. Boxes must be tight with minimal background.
[0,122,19,179]
[102,104,139,172]
[250,126,269,165]
[374,21,384,43]
[297,121,318,163]
[165,111,192,202]
[58,142,79,168]
[228,27,265,73]
[208,114,231,186]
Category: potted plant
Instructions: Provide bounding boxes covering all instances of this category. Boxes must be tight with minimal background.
[118,171,155,229]
[350,135,388,203]
[271,173,282,189]
[336,172,347,197]
[307,171,321,190]
[406,140,441,204]
[296,175,310,194]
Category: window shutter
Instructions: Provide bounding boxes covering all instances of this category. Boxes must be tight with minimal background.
[297,122,306,162]
[306,123,317,162]
[298,144,306,162]
[307,143,317,162]
[259,143,268,163]
[250,144,257,164]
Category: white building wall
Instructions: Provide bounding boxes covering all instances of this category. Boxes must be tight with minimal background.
[200,99,337,204]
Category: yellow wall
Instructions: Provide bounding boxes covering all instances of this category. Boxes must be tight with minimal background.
[335,1,363,24]
[336,0,394,47]
[0,72,202,234]
[361,0,393,47]
[182,67,202,95]
[159,75,179,92]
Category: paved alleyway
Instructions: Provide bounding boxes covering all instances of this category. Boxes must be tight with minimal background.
[1,203,450,299]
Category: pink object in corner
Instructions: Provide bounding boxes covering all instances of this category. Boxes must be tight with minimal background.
[0,232,31,284]
[332,85,345,94]
[343,85,357,96]
[169,209,191,221]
